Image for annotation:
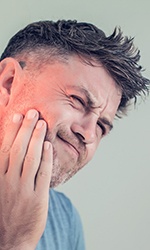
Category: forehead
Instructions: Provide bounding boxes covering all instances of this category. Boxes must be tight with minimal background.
[38,55,119,89]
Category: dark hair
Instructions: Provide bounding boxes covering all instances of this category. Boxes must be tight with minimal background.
[1,20,149,115]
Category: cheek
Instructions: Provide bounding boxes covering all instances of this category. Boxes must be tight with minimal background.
[48,104,77,121]
[41,104,73,127]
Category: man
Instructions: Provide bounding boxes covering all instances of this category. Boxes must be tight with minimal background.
[0,20,149,250]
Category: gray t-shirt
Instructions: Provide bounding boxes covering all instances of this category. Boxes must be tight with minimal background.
[36,189,85,250]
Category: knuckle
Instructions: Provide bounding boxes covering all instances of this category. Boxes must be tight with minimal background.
[0,144,11,154]
[11,144,24,155]
[25,154,37,165]
[39,170,49,177]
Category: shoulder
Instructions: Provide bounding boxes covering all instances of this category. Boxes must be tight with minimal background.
[49,189,85,249]
[38,189,85,250]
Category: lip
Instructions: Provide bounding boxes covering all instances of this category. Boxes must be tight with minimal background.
[57,135,80,158]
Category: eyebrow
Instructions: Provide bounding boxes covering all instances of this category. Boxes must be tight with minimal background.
[69,85,114,131]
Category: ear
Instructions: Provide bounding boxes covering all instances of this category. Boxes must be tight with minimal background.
[0,58,22,106]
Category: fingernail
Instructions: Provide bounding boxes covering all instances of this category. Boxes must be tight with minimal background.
[44,141,50,150]
[13,113,23,123]
[27,109,37,119]
[36,120,45,129]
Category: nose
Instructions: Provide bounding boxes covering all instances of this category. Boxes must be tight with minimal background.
[71,116,97,144]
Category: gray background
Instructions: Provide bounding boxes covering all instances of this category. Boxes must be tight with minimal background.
[0,1,150,249]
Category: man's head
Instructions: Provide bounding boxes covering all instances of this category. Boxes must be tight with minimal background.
[0,20,149,187]
[1,20,149,115]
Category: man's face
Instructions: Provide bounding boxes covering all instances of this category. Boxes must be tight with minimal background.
[3,56,121,187]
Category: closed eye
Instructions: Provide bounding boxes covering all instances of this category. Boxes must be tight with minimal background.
[70,95,86,108]
[97,121,106,136]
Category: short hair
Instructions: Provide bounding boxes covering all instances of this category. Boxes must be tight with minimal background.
[1,20,149,116]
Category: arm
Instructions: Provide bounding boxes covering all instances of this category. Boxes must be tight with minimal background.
[0,109,52,250]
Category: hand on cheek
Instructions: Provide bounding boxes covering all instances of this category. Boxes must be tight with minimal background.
[0,109,53,250]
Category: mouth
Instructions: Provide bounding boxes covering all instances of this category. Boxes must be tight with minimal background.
[57,134,80,158]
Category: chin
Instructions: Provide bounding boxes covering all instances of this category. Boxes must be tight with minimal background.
[49,168,73,188]
[50,161,84,188]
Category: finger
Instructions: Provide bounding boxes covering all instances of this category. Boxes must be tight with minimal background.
[20,120,47,189]
[0,113,23,174]
[35,141,53,198]
[7,109,39,177]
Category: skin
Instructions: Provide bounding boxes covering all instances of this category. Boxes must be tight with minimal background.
[0,55,121,249]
